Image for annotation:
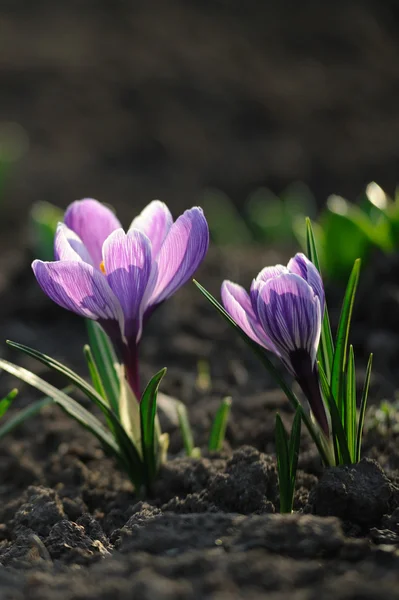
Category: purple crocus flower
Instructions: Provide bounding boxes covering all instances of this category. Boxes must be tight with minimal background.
[32,199,209,398]
[221,253,329,436]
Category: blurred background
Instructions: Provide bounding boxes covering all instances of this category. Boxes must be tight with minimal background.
[0,0,399,237]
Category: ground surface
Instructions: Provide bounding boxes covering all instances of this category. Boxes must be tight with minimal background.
[1,1,399,598]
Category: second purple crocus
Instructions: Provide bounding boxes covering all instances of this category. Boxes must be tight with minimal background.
[32,199,209,399]
[221,253,330,437]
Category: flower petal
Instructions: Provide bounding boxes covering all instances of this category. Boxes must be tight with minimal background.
[54,223,93,265]
[103,228,154,342]
[129,200,173,258]
[32,260,124,328]
[64,198,122,266]
[148,207,209,307]
[287,253,325,314]
[256,273,321,371]
[221,281,277,351]
[250,264,288,314]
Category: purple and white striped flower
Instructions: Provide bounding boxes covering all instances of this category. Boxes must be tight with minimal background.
[32,198,209,398]
[221,253,329,436]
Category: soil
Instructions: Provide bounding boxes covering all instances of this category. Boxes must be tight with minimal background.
[1,1,399,599]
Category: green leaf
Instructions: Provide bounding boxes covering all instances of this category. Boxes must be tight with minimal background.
[288,406,302,492]
[86,320,120,416]
[306,217,334,382]
[84,345,107,401]
[0,358,121,456]
[6,341,144,487]
[193,279,332,466]
[0,388,18,418]
[208,396,232,452]
[345,345,356,462]
[140,368,167,485]
[355,353,373,462]
[318,362,351,465]
[331,259,361,415]
[176,401,197,457]
[275,413,291,513]
[0,388,73,439]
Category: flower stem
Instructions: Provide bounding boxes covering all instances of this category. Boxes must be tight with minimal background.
[122,344,141,401]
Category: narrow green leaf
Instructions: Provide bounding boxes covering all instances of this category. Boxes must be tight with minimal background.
[355,353,373,462]
[306,217,334,381]
[193,280,332,466]
[288,406,302,492]
[331,259,361,415]
[345,345,356,462]
[140,368,167,484]
[0,388,74,439]
[275,413,292,513]
[0,388,18,418]
[0,358,120,456]
[318,362,351,465]
[176,402,196,457]
[6,341,144,485]
[84,345,107,401]
[208,396,232,452]
[86,320,120,416]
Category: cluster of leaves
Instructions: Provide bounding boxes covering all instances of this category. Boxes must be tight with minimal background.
[305,183,399,281]
[0,323,168,493]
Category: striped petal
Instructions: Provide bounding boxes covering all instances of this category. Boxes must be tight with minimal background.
[102,228,154,342]
[221,280,277,352]
[54,223,93,265]
[32,260,124,329]
[64,198,122,266]
[256,273,321,372]
[148,207,209,307]
[129,200,173,258]
[287,253,325,314]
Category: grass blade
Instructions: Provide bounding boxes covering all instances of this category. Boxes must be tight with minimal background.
[306,217,334,381]
[84,345,107,401]
[345,345,356,462]
[0,358,120,456]
[140,368,167,485]
[176,402,197,457]
[0,388,18,418]
[355,353,373,462]
[330,259,361,414]
[288,406,302,492]
[318,362,351,465]
[6,340,144,485]
[275,413,291,513]
[86,320,120,416]
[193,279,332,466]
[0,388,73,439]
[208,396,232,452]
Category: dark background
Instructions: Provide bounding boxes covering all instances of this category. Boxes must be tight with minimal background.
[1,0,399,231]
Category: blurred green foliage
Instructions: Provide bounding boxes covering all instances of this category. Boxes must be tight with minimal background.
[203,181,399,282]
[28,181,399,282]
[201,182,317,247]
[30,201,63,261]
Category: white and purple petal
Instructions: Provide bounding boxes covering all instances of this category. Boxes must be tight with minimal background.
[64,198,122,267]
[250,264,288,314]
[129,200,173,259]
[32,259,124,329]
[221,280,277,352]
[102,228,154,342]
[287,253,325,314]
[54,223,93,265]
[256,273,321,372]
[148,207,209,307]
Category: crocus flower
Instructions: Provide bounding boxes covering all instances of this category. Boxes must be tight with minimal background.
[32,199,209,398]
[221,253,329,436]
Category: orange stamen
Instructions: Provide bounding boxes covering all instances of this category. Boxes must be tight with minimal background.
[100,261,106,274]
